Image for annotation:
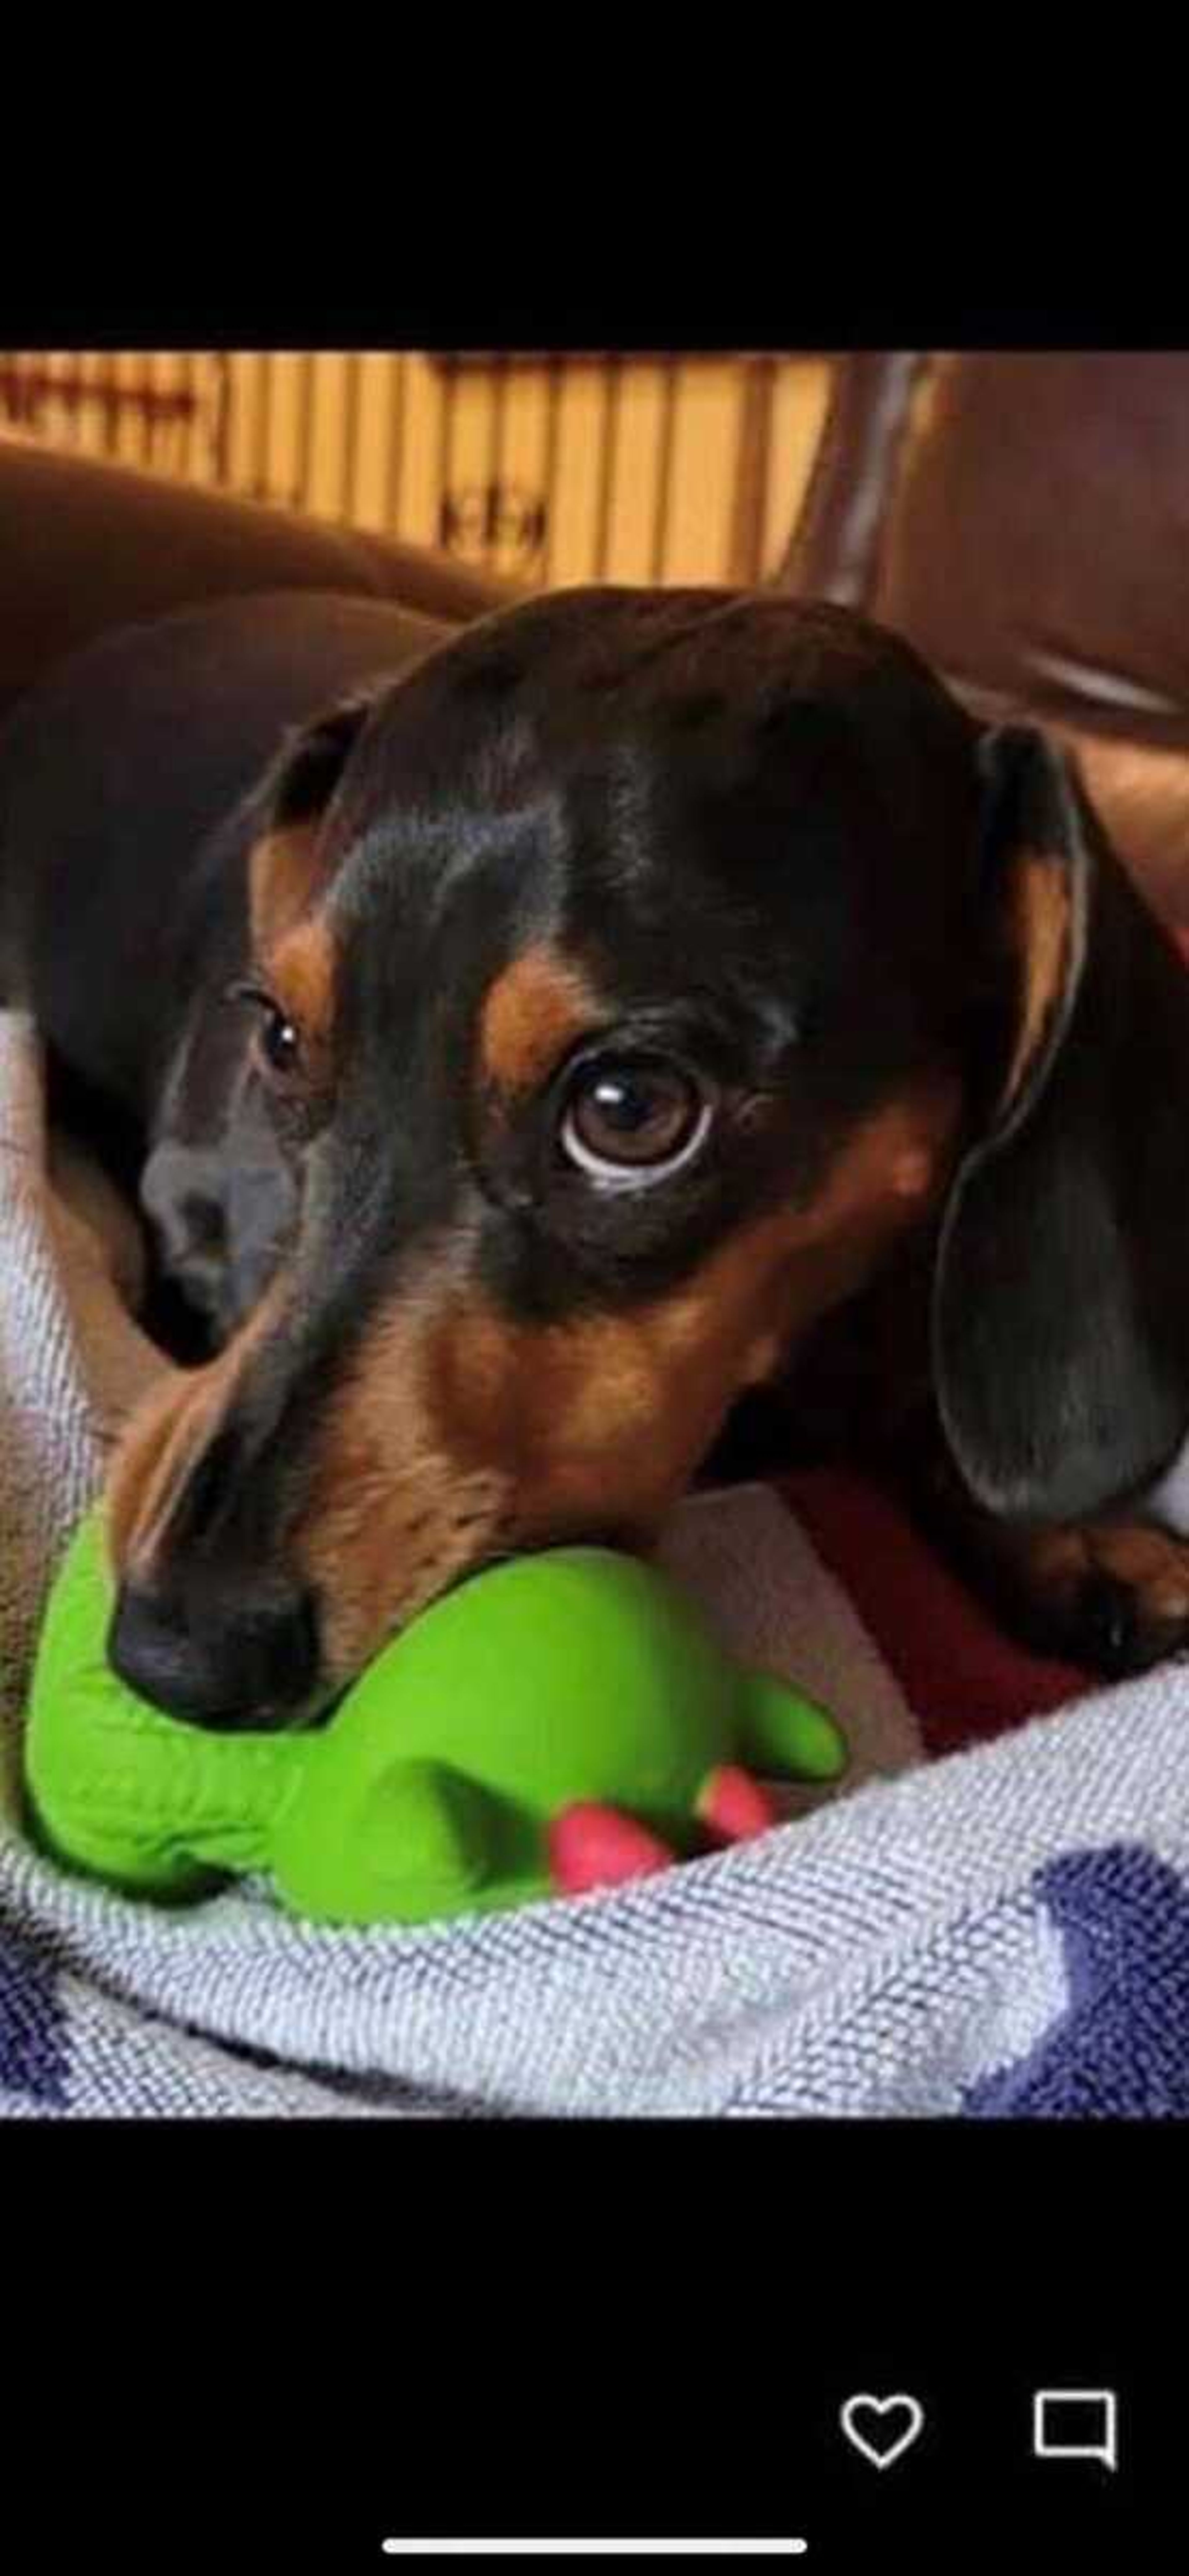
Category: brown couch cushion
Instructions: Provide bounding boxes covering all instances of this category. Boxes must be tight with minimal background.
[780,354,1189,927]
[0,432,516,724]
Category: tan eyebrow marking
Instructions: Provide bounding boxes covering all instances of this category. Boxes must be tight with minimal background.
[1001,851,1074,1113]
[248,819,328,953]
[479,945,601,1095]
[265,915,338,1055]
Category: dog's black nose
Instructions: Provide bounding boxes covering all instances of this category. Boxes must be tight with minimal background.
[108,1579,320,1729]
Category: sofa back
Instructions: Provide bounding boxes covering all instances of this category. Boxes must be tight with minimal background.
[779,353,1189,927]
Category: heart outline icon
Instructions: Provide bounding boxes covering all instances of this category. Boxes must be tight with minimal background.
[839,2391,925,2470]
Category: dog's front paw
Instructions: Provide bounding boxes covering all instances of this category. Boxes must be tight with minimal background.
[909,1433,1189,1677]
[999,1522,1189,1678]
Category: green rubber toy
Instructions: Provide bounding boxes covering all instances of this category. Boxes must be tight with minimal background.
[23,1507,847,1927]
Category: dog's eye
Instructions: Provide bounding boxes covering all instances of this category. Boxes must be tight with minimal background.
[560,1054,711,1181]
[258,1009,301,1078]
[229,982,303,1081]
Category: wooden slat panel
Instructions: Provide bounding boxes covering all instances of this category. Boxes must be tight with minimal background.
[1,351,832,598]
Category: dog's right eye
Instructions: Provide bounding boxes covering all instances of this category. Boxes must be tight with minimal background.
[228,982,303,1082]
[259,1008,301,1077]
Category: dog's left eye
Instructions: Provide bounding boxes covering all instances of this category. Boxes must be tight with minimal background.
[559,1053,712,1182]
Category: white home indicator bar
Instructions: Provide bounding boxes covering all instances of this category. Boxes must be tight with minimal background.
[381,2544,808,2559]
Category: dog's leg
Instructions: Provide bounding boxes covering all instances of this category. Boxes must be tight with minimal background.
[978,1517,1189,1676]
[908,1426,1189,1676]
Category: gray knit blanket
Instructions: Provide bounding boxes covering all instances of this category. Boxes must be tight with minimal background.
[2,1008,1187,2119]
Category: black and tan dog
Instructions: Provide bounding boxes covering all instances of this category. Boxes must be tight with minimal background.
[5,579,1189,1727]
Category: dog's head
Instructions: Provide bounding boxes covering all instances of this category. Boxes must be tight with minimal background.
[106,587,1189,1724]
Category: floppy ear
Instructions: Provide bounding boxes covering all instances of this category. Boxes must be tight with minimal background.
[933,723,1189,1524]
[247,691,377,953]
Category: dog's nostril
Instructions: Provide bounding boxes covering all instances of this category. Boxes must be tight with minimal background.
[108,1581,320,1731]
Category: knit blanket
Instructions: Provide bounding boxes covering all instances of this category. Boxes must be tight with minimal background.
[2,1006,1187,2119]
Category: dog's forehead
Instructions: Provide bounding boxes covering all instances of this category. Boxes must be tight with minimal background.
[329,585,974,846]
[318,586,980,1039]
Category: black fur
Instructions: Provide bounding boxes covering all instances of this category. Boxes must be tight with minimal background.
[6,582,1189,1716]
[935,725,1189,1523]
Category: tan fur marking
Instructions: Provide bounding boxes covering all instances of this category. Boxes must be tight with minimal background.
[479,948,600,1096]
[293,1249,509,1686]
[266,915,337,1059]
[437,1080,960,1513]
[1005,1517,1189,1634]
[295,1077,962,1682]
[104,1079,961,1691]
[248,820,329,954]
[1003,853,1073,1111]
[106,1277,286,1582]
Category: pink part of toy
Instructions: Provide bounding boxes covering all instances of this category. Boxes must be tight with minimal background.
[548,1802,675,1895]
[695,1762,780,1844]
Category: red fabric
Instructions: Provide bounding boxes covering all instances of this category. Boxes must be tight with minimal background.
[778,1468,1091,1757]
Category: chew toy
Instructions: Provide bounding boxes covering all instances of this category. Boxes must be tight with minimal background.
[24,1509,847,1926]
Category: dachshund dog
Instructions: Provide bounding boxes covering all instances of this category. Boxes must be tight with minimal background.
[6,579,1189,1729]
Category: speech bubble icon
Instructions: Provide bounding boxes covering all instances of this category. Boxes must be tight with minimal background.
[1032,2389,1118,2472]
